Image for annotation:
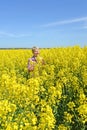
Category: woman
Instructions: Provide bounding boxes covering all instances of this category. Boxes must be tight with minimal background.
[28,46,44,72]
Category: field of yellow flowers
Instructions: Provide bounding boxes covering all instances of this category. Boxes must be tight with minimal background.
[0,46,87,130]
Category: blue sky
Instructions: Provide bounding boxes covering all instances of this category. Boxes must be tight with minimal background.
[0,0,87,48]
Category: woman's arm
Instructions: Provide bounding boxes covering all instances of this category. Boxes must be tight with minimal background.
[28,58,34,72]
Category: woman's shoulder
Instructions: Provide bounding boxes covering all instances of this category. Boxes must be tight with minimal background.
[37,56,43,60]
[28,57,32,62]
[28,56,36,62]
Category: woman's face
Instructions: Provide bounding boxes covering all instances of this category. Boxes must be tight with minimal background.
[33,49,39,56]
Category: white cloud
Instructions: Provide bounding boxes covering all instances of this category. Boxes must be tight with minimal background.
[0,31,32,37]
[83,26,87,29]
[41,17,87,27]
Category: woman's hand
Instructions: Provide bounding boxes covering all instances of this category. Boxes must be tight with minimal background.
[28,65,34,72]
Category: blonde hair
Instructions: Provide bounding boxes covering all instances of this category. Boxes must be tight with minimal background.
[32,46,39,53]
